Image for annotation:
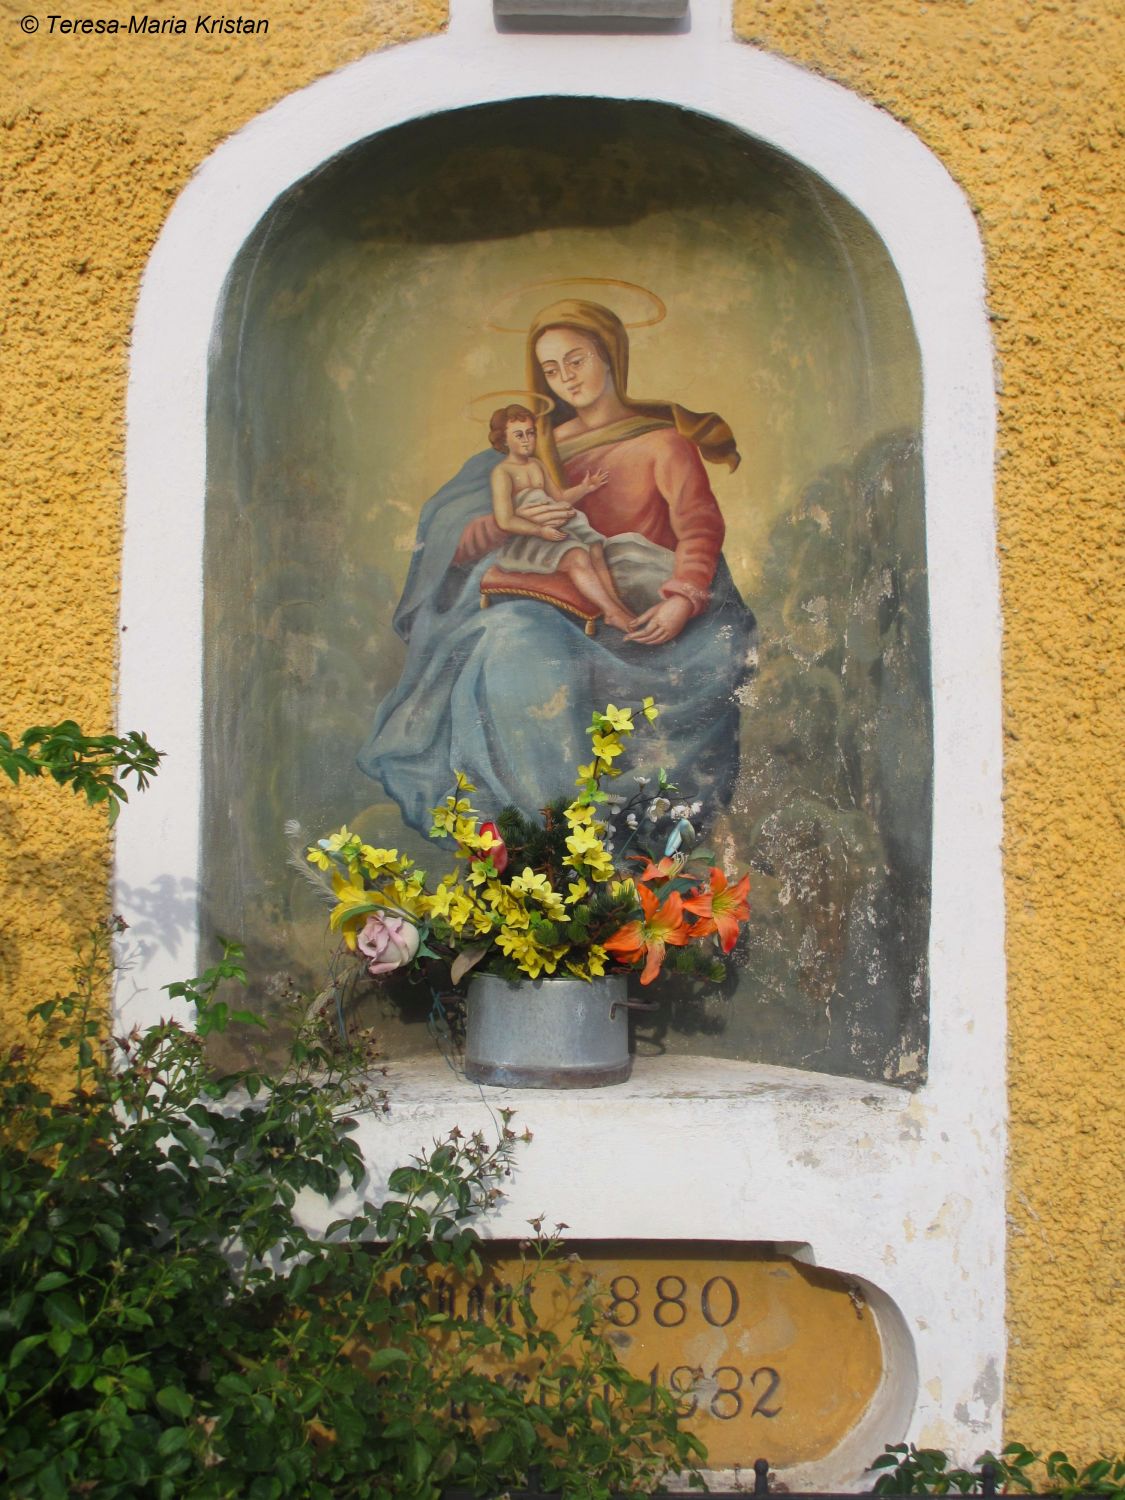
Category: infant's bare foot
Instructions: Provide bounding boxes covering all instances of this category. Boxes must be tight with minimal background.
[602,608,638,632]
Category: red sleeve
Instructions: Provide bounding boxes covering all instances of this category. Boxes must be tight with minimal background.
[653,435,726,615]
[452,513,506,568]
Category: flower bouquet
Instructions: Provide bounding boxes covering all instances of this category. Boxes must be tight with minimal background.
[306,700,750,996]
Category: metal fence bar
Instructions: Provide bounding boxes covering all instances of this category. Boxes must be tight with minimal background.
[445,1457,1034,1499]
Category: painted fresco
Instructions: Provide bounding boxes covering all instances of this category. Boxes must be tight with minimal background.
[203,99,931,1085]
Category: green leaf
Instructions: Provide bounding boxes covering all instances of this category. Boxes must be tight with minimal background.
[34,1271,71,1293]
[9,1334,48,1368]
[157,1427,191,1457]
[156,1385,194,1419]
[288,1262,313,1300]
[2,1291,35,1330]
[47,1326,73,1358]
[215,1373,252,1398]
[407,1438,433,1484]
[44,1291,85,1332]
[229,1008,269,1030]
[366,1347,408,1373]
[483,1428,513,1465]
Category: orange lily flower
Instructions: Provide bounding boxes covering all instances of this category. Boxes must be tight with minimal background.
[603,884,693,985]
[683,867,751,954]
[629,853,681,885]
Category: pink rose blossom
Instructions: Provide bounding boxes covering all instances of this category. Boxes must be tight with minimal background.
[356,913,420,976]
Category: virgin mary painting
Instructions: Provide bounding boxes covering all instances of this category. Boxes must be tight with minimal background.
[357,297,757,830]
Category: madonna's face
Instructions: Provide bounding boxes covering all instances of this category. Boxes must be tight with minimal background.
[535,328,611,411]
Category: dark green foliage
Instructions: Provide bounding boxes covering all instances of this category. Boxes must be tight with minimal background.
[495,800,571,887]
[665,946,726,984]
[872,1444,1125,1498]
[564,887,639,950]
[0,929,704,1499]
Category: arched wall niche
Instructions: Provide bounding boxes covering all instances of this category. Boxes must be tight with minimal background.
[117,1,1004,1470]
[202,96,932,1085]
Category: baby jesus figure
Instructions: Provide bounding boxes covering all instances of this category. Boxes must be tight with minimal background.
[487,404,637,632]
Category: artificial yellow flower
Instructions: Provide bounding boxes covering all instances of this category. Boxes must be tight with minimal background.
[540,891,568,922]
[497,926,568,979]
[520,945,563,980]
[583,848,616,883]
[599,704,634,735]
[641,696,658,723]
[430,788,476,837]
[586,944,609,977]
[468,904,494,937]
[424,881,455,920]
[509,868,552,900]
[507,870,567,920]
[481,884,531,930]
[564,801,596,827]
[385,875,426,917]
[328,873,378,948]
[452,816,482,846]
[308,826,358,870]
[591,730,624,762]
[329,872,369,911]
[359,845,404,877]
[566,877,590,905]
[496,927,542,974]
[444,888,480,935]
[564,824,602,859]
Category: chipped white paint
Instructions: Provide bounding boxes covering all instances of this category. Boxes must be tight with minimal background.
[117,0,1004,1482]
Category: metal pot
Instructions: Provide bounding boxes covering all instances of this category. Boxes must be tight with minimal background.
[464,973,632,1089]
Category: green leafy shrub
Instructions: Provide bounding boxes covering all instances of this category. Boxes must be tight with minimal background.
[872,1444,1125,1498]
[0,930,703,1498]
[0,722,703,1498]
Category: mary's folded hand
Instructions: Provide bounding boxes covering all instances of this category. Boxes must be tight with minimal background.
[623,596,694,646]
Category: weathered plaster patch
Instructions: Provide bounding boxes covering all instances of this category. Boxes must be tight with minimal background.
[527,684,571,720]
[955,1364,1000,1436]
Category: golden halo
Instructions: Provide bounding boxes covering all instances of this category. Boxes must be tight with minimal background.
[464,389,556,426]
[485,277,667,335]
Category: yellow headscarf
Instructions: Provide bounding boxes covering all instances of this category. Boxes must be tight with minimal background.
[526,299,740,486]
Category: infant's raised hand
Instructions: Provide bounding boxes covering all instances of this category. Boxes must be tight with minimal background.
[583,468,610,492]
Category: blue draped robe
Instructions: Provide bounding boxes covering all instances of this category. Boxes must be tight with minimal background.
[357,448,756,832]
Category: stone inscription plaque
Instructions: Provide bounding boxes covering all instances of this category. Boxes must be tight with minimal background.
[432,1242,884,1469]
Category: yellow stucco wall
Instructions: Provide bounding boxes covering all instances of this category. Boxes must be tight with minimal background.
[734,0,1124,1457]
[1,0,1120,1460]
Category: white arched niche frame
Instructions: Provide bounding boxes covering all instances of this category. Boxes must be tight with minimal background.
[117,0,1003,1481]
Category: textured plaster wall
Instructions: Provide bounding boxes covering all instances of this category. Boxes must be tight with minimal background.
[0,0,1120,1462]
[732,1,1125,1456]
[0,0,442,1012]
